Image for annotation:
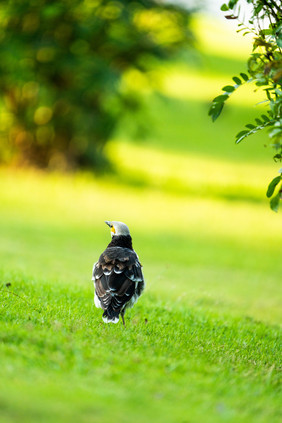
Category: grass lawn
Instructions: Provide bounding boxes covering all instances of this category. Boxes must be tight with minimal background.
[0,167,281,423]
[1,14,282,423]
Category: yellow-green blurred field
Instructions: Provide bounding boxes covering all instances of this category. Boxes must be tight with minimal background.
[0,15,281,423]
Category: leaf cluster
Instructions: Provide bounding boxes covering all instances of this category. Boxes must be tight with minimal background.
[0,0,194,170]
[209,0,282,211]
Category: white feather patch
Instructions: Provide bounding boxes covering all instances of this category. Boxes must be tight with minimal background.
[102,316,119,324]
[94,292,102,309]
[92,262,97,281]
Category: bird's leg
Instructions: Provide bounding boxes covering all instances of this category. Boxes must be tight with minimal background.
[121,310,126,327]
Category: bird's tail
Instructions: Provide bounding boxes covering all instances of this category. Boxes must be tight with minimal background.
[102,307,120,324]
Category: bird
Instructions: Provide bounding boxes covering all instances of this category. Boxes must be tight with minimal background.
[92,221,145,325]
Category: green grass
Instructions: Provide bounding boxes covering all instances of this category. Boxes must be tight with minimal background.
[0,168,281,423]
[1,282,281,423]
[1,15,282,423]
[139,97,272,163]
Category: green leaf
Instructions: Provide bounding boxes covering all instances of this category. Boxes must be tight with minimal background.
[255,4,263,14]
[255,118,263,125]
[222,85,235,92]
[235,130,249,143]
[212,94,229,103]
[228,0,238,8]
[267,109,273,117]
[270,192,280,212]
[232,76,242,85]
[236,130,249,137]
[245,124,256,129]
[266,176,281,198]
[278,38,282,48]
[209,102,224,122]
[240,73,249,81]
[261,114,269,122]
[260,29,272,35]
[266,90,272,101]
[220,4,229,11]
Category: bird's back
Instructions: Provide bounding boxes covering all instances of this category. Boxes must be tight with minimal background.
[92,237,144,323]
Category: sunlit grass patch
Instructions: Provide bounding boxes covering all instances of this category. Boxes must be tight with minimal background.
[160,67,263,105]
[146,15,261,105]
[0,167,281,325]
[117,95,273,167]
[106,140,274,203]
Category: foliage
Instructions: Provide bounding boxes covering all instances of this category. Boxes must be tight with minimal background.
[0,0,194,170]
[209,0,282,211]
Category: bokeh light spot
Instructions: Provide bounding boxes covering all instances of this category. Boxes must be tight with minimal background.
[34,107,53,125]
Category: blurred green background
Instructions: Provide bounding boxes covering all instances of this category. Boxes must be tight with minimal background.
[0,1,281,422]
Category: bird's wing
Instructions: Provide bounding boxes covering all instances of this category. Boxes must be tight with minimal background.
[93,247,144,314]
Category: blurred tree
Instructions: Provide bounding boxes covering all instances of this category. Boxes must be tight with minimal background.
[0,0,194,170]
[209,0,282,211]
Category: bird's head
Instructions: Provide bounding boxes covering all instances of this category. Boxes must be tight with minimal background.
[105,221,130,238]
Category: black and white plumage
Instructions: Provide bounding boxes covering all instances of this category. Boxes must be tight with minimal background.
[92,221,145,325]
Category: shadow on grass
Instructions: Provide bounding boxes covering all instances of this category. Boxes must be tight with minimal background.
[103,169,265,205]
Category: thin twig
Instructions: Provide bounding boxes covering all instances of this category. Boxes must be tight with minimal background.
[0,287,42,313]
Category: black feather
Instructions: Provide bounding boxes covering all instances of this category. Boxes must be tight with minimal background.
[93,234,145,324]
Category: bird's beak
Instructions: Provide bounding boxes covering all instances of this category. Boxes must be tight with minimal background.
[105,221,111,228]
